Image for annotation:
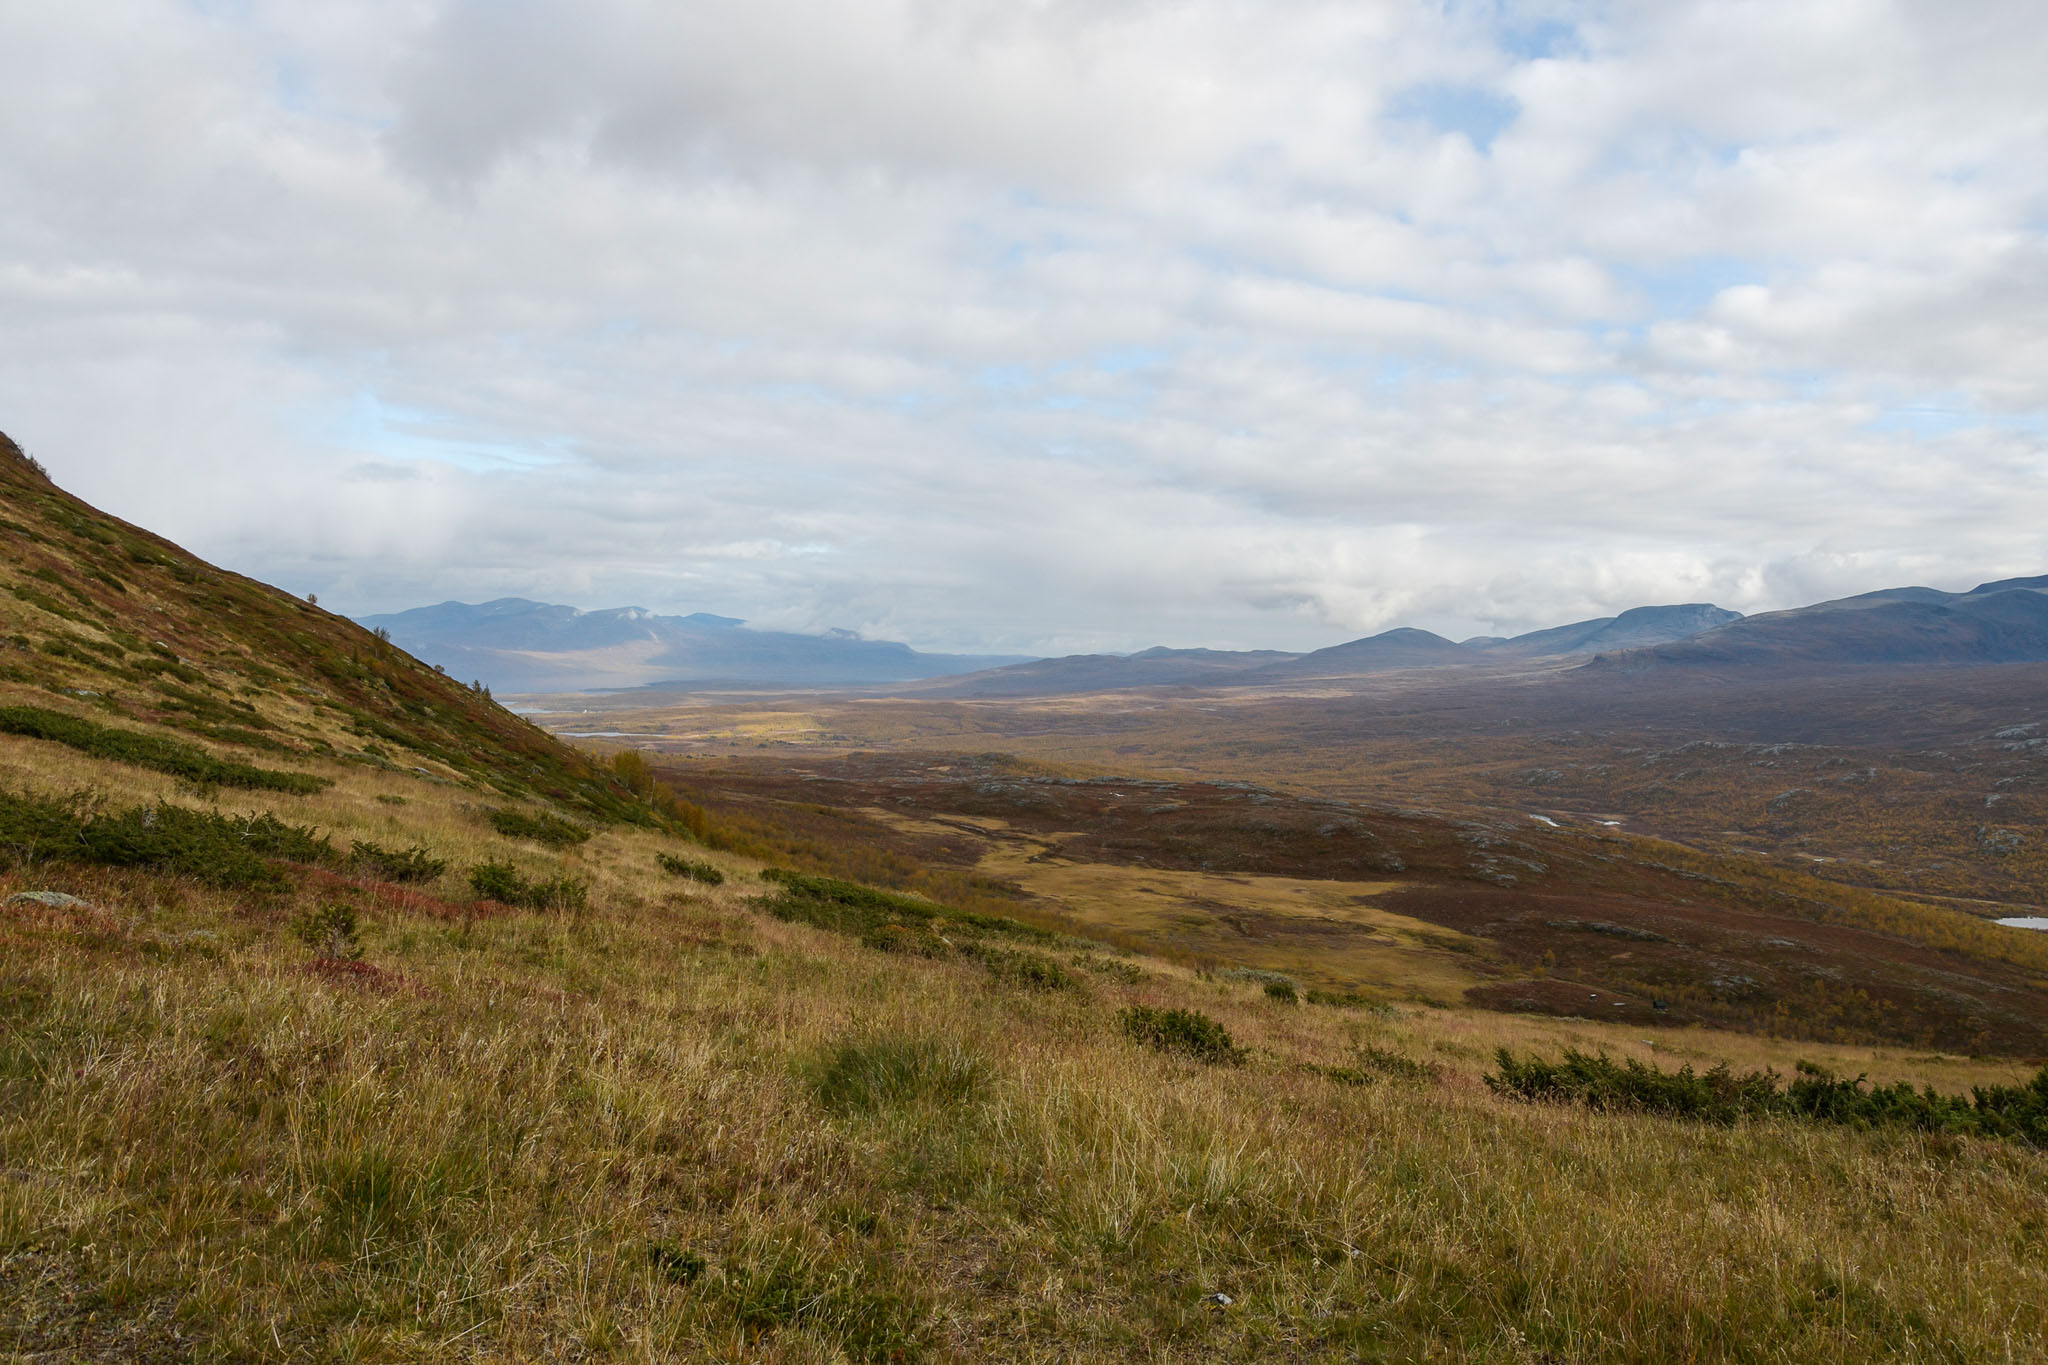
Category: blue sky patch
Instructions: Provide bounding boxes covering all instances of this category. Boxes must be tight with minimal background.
[1386,84,1520,151]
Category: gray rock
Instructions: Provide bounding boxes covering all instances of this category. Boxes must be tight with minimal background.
[6,891,94,910]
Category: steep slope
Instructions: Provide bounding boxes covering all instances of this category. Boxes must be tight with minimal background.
[1592,579,2048,672]
[0,433,646,822]
[360,597,1033,692]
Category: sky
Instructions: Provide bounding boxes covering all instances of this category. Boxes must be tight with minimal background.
[2,0,2045,656]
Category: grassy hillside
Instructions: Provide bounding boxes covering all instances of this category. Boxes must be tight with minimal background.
[0,433,652,825]
[4,434,2047,1361]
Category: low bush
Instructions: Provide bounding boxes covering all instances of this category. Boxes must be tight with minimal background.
[0,704,327,793]
[1488,1048,2048,1146]
[761,869,1053,946]
[1073,954,1144,984]
[1305,989,1395,1014]
[467,858,588,911]
[0,788,332,890]
[486,806,591,848]
[1119,1005,1242,1064]
[348,839,447,884]
[965,945,1077,991]
[1264,979,1299,1003]
[656,851,724,884]
[291,902,363,961]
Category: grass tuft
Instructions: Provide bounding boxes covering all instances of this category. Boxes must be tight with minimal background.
[805,1033,991,1113]
[719,1231,932,1363]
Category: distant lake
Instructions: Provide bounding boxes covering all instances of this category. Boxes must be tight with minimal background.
[1996,917,2048,931]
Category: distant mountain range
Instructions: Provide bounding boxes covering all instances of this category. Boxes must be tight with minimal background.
[366,576,2048,696]
[355,599,1031,692]
[916,602,1747,697]
[1589,575,2048,673]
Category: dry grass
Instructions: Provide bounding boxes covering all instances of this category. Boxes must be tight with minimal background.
[4,732,2046,1361]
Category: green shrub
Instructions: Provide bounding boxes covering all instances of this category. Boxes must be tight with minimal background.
[1305,989,1395,1013]
[1488,1048,2048,1146]
[760,868,1052,946]
[467,858,588,911]
[1119,1005,1242,1064]
[348,840,447,884]
[487,806,591,848]
[0,704,323,793]
[127,655,207,687]
[805,1034,989,1113]
[1073,954,1143,984]
[966,945,1077,991]
[1264,979,1299,1004]
[291,902,363,961]
[655,851,724,884]
[859,922,949,956]
[0,788,333,890]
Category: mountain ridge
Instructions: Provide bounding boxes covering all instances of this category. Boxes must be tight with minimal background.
[1587,578,2048,673]
[358,597,1032,692]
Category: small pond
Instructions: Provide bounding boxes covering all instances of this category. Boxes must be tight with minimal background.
[1995,917,2048,931]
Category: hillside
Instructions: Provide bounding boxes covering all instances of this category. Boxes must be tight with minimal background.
[0,442,661,825]
[4,431,2047,1361]
[360,598,1033,693]
[1595,579,2048,671]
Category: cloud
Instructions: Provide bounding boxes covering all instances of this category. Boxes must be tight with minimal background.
[0,0,2043,653]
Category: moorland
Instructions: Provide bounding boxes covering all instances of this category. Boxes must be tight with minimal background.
[4,429,2047,1361]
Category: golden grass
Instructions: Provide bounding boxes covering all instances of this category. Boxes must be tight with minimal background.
[4,732,2046,1360]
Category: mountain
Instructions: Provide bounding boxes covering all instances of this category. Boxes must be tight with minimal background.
[913,608,1747,699]
[357,598,1033,692]
[1249,626,1472,679]
[1471,603,1743,658]
[1592,578,2048,671]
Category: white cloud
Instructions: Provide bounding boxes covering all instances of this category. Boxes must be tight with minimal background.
[0,0,2044,653]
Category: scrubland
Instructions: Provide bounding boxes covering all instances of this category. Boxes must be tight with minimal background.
[5,441,2047,1360]
[5,739,2047,1362]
